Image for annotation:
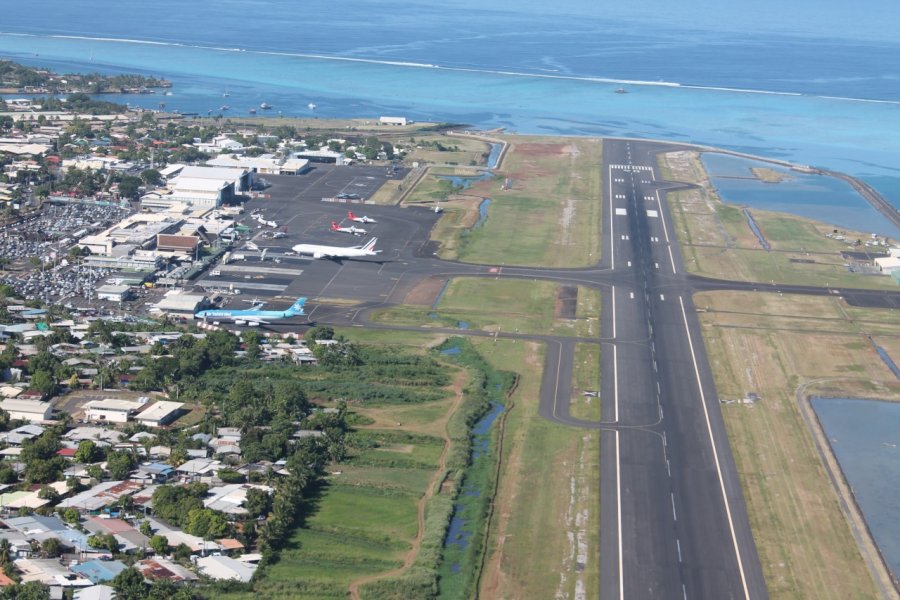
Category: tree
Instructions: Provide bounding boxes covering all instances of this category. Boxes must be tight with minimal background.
[88,533,119,553]
[140,168,162,186]
[0,539,10,566]
[75,440,102,464]
[2,582,51,600]
[306,325,334,342]
[185,507,229,540]
[243,487,271,519]
[86,464,104,481]
[112,567,147,600]
[173,543,192,562]
[29,370,56,397]
[139,520,152,537]
[149,534,168,556]
[106,450,136,480]
[40,537,61,558]
[61,507,80,525]
[37,485,59,504]
[241,330,261,360]
[116,175,143,200]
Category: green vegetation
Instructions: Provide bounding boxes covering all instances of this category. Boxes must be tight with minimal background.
[0,59,170,93]
[371,278,600,338]
[411,136,602,267]
[570,343,601,421]
[217,337,514,600]
[472,339,600,599]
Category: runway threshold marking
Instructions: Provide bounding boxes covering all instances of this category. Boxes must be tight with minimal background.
[679,296,751,600]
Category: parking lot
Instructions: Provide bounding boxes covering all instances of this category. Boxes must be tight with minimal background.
[192,166,442,311]
[0,201,134,304]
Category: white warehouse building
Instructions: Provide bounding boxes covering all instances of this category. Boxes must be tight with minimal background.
[84,399,144,423]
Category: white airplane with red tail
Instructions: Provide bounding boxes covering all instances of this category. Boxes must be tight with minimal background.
[331,221,367,236]
[348,211,377,224]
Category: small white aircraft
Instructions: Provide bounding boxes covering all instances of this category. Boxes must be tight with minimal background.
[292,238,381,260]
[255,214,277,228]
[331,221,367,236]
[348,211,377,224]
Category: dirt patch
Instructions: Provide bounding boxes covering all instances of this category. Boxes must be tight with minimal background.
[556,285,578,319]
[404,276,448,306]
[375,444,414,454]
[514,143,569,157]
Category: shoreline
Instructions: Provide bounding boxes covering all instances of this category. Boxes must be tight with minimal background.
[797,387,900,598]
[607,135,900,234]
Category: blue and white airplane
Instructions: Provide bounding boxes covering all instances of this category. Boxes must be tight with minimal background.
[195,297,307,326]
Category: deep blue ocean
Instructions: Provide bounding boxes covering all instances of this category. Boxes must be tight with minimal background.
[2,1,900,216]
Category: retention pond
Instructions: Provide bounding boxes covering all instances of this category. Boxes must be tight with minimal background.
[811,397,900,581]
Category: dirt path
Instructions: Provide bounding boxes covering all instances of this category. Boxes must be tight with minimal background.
[347,369,469,600]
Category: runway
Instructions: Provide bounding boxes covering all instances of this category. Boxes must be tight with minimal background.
[205,143,900,599]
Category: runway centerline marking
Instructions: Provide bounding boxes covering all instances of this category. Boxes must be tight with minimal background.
[679,295,751,599]
[608,166,615,270]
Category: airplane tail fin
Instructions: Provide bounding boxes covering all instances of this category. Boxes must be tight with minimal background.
[348,211,356,220]
[287,297,307,316]
[363,238,378,252]
[330,221,339,231]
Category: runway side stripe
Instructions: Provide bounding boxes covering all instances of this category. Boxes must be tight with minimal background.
[678,296,751,599]
[616,430,624,600]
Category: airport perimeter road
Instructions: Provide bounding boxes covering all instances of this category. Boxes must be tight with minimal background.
[596,140,768,600]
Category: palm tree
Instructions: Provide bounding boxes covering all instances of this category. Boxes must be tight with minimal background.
[0,538,11,565]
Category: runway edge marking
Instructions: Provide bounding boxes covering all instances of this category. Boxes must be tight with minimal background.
[616,429,624,600]
[678,296,751,599]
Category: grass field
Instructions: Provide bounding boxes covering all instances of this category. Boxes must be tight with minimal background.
[660,150,898,290]
[370,277,600,337]
[401,135,492,167]
[697,291,900,599]
[570,343,601,421]
[219,481,417,600]
[217,341,470,600]
[475,339,600,599]
[411,136,602,267]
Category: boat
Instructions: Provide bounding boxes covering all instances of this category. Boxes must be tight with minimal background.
[260,102,272,110]
[223,91,230,98]
[308,102,317,110]
[614,87,629,94]
[220,105,230,111]
[248,108,257,114]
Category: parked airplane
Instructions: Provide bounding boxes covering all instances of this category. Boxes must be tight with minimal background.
[254,214,277,228]
[195,296,307,325]
[331,221,367,236]
[292,238,381,260]
[348,211,377,224]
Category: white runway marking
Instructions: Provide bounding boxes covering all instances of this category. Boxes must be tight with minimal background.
[679,296,751,599]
